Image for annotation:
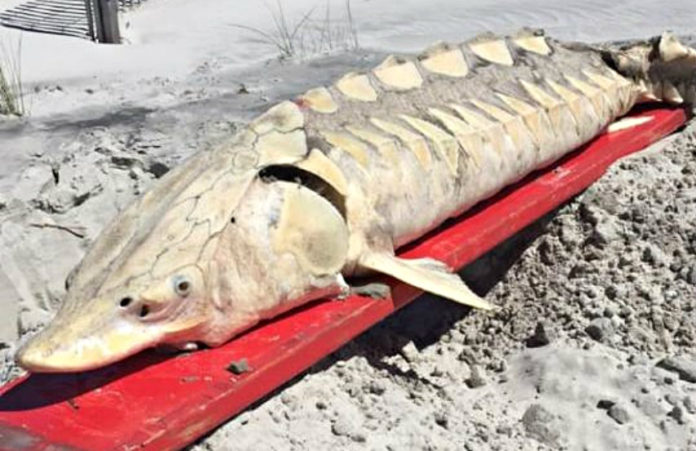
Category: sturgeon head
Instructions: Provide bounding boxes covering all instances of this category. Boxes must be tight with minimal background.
[602,32,696,105]
[16,102,351,372]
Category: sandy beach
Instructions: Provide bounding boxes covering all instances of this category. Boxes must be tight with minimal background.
[1,0,695,448]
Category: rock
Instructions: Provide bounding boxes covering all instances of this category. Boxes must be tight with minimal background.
[434,411,449,429]
[110,154,143,169]
[684,397,696,414]
[367,379,386,395]
[495,424,512,436]
[592,216,621,246]
[607,405,630,424]
[331,417,354,437]
[226,358,250,375]
[331,415,365,442]
[597,399,615,410]
[585,317,614,342]
[521,404,560,446]
[685,265,696,286]
[400,341,420,363]
[667,406,686,425]
[657,356,696,383]
[526,322,556,348]
[665,393,679,406]
[279,392,298,409]
[642,244,668,267]
[466,365,487,388]
[635,394,667,417]
[147,161,170,178]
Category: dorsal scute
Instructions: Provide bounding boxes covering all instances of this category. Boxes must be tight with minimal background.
[512,28,552,56]
[248,102,310,167]
[335,71,378,102]
[373,54,424,90]
[466,32,514,66]
[296,87,339,114]
[418,42,470,78]
[250,101,304,134]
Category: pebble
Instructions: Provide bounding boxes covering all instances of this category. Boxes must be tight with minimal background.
[526,322,556,348]
[585,317,614,342]
[226,358,249,375]
[521,404,560,445]
[665,393,679,406]
[685,265,696,286]
[592,216,621,246]
[434,411,449,429]
[642,244,668,267]
[684,396,696,414]
[608,405,630,424]
[400,341,420,363]
[331,415,362,441]
[657,356,696,383]
[495,424,512,436]
[668,406,686,425]
[466,365,488,389]
[367,379,386,395]
[597,399,615,410]
[636,395,666,417]
[280,392,298,409]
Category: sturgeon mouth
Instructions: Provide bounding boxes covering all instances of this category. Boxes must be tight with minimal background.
[15,331,159,373]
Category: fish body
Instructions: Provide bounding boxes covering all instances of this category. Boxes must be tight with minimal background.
[17,30,696,372]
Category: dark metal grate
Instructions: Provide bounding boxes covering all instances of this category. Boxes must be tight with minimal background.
[0,0,92,39]
[0,0,147,40]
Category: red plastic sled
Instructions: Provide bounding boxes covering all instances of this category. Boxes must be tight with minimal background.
[0,106,688,450]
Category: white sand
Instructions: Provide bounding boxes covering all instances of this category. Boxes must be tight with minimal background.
[1,0,695,448]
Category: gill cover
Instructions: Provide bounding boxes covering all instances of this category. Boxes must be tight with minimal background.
[271,182,349,276]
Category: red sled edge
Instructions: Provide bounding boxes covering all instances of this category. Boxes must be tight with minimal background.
[0,107,688,451]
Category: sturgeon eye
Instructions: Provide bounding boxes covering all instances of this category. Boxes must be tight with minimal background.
[119,297,133,308]
[173,276,192,297]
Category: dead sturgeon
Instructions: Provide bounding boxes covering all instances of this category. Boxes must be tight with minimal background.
[16,30,696,372]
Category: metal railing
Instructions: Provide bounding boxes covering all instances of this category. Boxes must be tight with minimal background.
[0,0,142,42]
[0,0,92,39]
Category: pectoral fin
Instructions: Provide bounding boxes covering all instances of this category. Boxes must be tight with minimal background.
[359,253,493,310]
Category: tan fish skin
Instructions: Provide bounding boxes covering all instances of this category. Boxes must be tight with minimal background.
[16,30,696,373]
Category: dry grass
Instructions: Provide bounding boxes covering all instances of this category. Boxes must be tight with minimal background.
[0,36,25,117]
[233,0,359,59]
